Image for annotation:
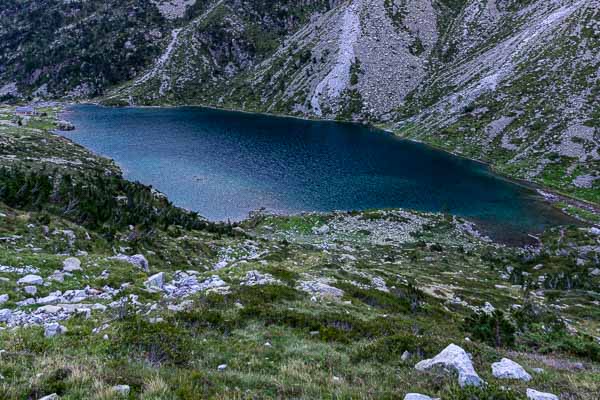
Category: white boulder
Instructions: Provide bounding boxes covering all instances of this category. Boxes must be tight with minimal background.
[492,358,532,381]
[404,394,439,400]
[415,344,483,387]
[526,389,559,400]
[112,385,130,396]
[24,286,37,295]
[17,274,43,285]
[39,394,59,400]
[62,257,82,272]
[0,294,8,304]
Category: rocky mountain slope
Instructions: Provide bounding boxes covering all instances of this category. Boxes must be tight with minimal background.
[0,106,599,399]
[1,0,598,203]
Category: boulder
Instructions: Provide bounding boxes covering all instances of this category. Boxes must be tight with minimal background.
[49,271,65,282]
[298,280,344,299]
[404,394,439,400]
[312,224,330,235]
[526,389,559,400]
[482,302,495,314]
[62,257,82,272]
[39,394,60,400]
[44,323,68,338]
[24,286,37,295]
[492,358,532,381]
[17,274,43,285]
[37,294,62,305]
[57,120,75,131]
[415,344,483,387]
[0,294,8,304]
[112,385,130,396]
[218,364,227,371]
[0,308,12,322]
[144,272,165,290]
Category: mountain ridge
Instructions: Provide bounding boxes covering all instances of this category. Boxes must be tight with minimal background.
[1,0,598,204]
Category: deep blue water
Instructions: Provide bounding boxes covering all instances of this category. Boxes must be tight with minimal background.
[60,105,575,242]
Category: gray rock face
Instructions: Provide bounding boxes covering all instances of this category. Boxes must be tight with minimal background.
[526,389,559,400]
[63,257,82,272]
[415,343,483,387]
[17,274,43,285]
[492,358,532,381]
[112,384,131,396]
[44,322,68,337]
[145,272,165,290]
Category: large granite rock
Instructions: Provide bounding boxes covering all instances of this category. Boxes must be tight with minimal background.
[492,358,532,381]
[415,344,483,387]
[17,274,43,285]
[63,257,82,272]
[526,389,559,400]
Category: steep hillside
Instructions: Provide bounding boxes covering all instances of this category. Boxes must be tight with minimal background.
[111,0,600,204]
[1,0,598,203]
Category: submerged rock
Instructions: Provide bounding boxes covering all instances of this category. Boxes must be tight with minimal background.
[415,344,483,387]
[492,358,532,381]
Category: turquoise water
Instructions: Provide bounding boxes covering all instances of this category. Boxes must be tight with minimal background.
[61,105,575,242]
